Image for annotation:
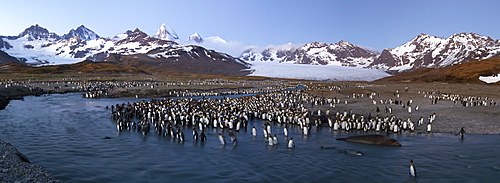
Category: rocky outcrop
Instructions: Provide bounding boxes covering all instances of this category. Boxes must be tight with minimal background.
[0,140,61,182]
[0,86,33,110]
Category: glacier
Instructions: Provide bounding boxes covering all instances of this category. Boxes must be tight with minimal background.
[248,61,391,81]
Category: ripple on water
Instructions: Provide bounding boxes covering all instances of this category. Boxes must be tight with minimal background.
[2,93,500,183]
[493,166,500,171]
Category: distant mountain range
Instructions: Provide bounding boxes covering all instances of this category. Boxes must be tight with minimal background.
[1,24,500,80]
[0,24,249,76]
[242,33,500,74]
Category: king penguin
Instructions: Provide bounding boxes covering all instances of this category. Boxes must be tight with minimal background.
[409,160,417,177]
[251,126,257,137]
[288,138,295,148]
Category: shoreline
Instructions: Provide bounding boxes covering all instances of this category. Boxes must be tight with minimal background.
[2,81,499,135]
[0,140,61,182]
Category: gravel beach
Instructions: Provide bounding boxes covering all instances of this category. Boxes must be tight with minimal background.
[0,140,61,183]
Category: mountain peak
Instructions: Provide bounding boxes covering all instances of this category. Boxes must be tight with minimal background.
[153,23,179,41]
[62,24,100,41]
[335,40,355,47]
[188,32,203,43]
[17,24,61,41]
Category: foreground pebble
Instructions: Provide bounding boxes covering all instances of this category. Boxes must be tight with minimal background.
[0,140,62,183]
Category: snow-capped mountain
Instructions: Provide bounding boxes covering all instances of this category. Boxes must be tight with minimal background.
[62,25,100,41]
[241,33,500,73]
[2,23,500,81]
[368,33,500,73]
[188,33,203,43]
[153,23,179,41]
[240,44,297,62]
[9,24,61,41]
[241,41,376,67]
[283,41,376,67]
[0,24,250,75]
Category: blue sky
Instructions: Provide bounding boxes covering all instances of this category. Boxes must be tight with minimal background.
[1,0,499,55]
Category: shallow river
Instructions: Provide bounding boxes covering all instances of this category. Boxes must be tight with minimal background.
[1,93,500,182]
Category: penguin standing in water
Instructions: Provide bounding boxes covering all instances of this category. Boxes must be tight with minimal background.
[218,133,226,145]
[262,127,269,138]
[409,160,417,177]
[283,126,288,137]
[427,123,432,133]
[268,136,274,146]
[229,132,237,146]
[200,130,207,142]
[458,127,466,139]
[288,138,295,148]
[177,130,185,142]
[192,128,199,141]
[273,135,279,145]
[251,126,257,137]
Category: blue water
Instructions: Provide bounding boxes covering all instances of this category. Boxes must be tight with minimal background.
[1,93,500,182]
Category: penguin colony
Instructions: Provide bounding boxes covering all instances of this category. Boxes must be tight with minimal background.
[82,79,294,99]
[109,83,452,148]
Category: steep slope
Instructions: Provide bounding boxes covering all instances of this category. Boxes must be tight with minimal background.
[0,37,13,49]
[241,41,376,67]
[14,24,61,41]
[188,33,203,43]
[284,41,376,67]
[153,23,179,41]
[0,50,22,64]
[369,33,500,73]
[377,57,500,84]
[105,45,251,76]
[62,25,100,41]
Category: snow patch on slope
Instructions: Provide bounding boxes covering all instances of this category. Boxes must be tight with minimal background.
[479,75,500,84]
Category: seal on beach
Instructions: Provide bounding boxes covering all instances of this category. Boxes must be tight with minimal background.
[336,134,402,146]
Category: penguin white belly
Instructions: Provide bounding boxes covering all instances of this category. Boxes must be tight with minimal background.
[409,164,417,177]
[288,139,294,148]
[218,135,225,145]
